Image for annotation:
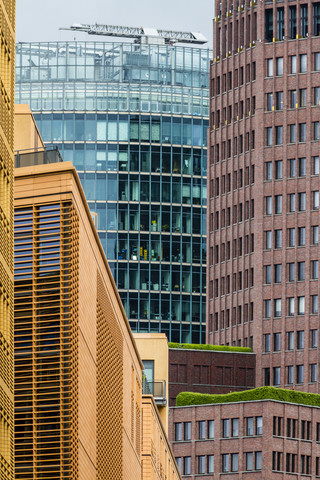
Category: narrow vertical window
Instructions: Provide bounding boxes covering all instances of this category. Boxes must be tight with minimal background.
[266,93,273,111]
[276,57,283,75]
[273,367,281,385]
[301,4,308,37]
[266,127,272,146]
[175,423,182,441]
[290,55,297,74]
[288,193,296,212]
[264,333,271,352]
[265,162,272,180]
[289,125,296,143]
[300,54,307,73]
[265,299,271,318]
[311,364,317,382]
[312,225,319,244]
[275,126,283,145]
[208,420,214,439]
[265,9,274,42]
[314,3,320,35]
[208,455,214,474]
[289,6,297,38]
[277,8,284,40]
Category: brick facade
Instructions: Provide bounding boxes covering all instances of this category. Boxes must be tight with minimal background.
[207,0,320,390]
[169,348,255,406]
[170,400,320,478]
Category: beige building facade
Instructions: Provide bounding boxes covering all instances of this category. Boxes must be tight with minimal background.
[14,104,44,153]
[142,395,182,480]
[14,161,143,479]
[0,0,15,478]
[13,152,181,480]
[134,332,169,431]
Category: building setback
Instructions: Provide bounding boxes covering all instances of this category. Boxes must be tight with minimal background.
[207,0,320,390]
[170,398,320,478]
[15,36,210,343]
[134,332,169,430]
[169,347,255,406]
[0,0,15,477]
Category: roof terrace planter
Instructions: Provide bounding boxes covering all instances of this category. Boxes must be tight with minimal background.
[169,342,252,353]
[176,386,320,408]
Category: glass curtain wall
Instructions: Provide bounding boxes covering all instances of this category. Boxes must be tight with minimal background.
[15,41,210,343]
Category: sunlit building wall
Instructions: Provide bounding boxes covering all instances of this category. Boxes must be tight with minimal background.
[14,159,144,479]
[0,0,15,477]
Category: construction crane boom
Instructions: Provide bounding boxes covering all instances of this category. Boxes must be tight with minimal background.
[60,23,208,45]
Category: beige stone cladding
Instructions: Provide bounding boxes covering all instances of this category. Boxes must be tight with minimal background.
[14,104,44,153]
[142,395,181,480]
[14,162,143,479]
[170,399,320,478]
[134,332,169,431]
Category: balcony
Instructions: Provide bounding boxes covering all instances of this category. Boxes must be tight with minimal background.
[15,146,63,168]
[143,379,167,406]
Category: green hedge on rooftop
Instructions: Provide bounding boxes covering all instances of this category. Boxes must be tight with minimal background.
[168,342,252,353]
[176,386,320,408]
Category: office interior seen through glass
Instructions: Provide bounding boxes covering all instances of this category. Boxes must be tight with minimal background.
[15,41,210,343]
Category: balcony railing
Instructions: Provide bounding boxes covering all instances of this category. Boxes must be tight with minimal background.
[15,146,63,168]
[143,379,167,406]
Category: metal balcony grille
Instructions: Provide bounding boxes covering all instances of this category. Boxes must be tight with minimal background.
[143,379,166,406]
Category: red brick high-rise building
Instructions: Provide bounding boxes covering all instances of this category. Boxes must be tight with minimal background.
[208,0,320,390]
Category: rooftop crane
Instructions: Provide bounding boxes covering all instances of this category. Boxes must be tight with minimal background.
[60,23,208,45]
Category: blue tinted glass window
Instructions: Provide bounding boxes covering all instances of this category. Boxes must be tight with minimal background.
[85,144,96,170]
[85,114,96,141]
[74,145,84,169]
[96,174,106,201]
[75,115,85,141]
[64,114,74,140]
[97,117,107,140]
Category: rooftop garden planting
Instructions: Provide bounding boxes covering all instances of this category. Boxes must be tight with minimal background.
[176,386,320,408]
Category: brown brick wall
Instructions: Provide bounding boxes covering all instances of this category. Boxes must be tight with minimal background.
[170,400,320,478]
[208,0,320,391]
[169,349,255,406]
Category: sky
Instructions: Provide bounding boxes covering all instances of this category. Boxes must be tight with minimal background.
[16,0,213,46]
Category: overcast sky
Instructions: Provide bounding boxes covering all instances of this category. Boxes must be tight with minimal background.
[16,0,213,47]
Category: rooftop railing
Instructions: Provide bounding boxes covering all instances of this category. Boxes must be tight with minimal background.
[143,379,167,406]
[15,145,63,168]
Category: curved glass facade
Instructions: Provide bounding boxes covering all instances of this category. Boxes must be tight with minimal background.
[15,41,210,343]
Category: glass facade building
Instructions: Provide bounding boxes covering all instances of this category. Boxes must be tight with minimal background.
[15,40,210,343]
